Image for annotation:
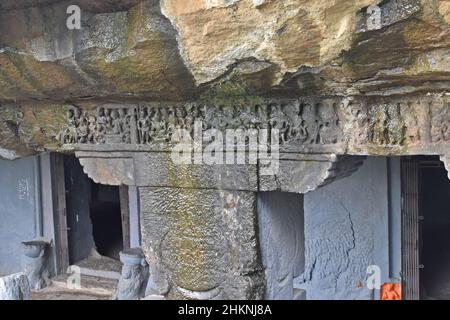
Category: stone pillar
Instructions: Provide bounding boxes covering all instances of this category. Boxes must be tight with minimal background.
[257,191,304,299]
[140,186,264,300]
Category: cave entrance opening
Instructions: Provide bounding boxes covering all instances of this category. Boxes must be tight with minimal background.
[401,156,450,300]
[58,155,138,277]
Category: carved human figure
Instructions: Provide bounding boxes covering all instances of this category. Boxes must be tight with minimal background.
[400,102,420,144]
[284,102,307,143]
[431,102,450,143]
[269,103,288,143]
[370,106,389,145]
[185,104,198,134]
[342,100,369,145]
[123,113,132,144]
[149,107,163,142]
[205,105,220,130]
[255,104,268,129]
[60,109,77,144]
[301,103,319,144]
[385,103,405,145]
[73,108,81,127]
[87,115,97,143]
[110,110,122,135]
[95,107,107,143]
[240,105,256,128]
[105,108,112,133]
[318,103,340,144]
[175,106,187,129]
[219,107,234,130]
[158,108,169,142]
[167,107,179,142]
[77,117,88,143]
[118,109,131,143]
[138,108,150,144]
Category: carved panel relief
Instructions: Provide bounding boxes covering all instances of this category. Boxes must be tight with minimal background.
[56,95,450,156]
[57,100,343,150]
[431,100,450,143]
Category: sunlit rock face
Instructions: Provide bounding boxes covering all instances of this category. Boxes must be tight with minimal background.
[160,0,377,84]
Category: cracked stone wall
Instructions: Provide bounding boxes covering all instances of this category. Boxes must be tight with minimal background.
[295,157,401,300]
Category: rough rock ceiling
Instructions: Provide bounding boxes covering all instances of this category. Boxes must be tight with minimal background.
[0,0,449,103]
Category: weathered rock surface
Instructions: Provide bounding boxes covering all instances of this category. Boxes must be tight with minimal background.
[0,0,449,103]
[0,0,195,102]
[139,187,264,299]
[0,273,31,300]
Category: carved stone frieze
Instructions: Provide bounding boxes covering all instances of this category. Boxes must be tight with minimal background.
[56,95,450,158]
[55,93,450,191]
[58,99,343,152]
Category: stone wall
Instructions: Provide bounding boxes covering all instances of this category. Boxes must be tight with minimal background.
[0,157,40,275]
[257,191,304,299]
[296,157,401,300]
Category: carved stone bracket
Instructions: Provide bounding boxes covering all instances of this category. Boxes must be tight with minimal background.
[76,150,365,194]
[260,154,366,194]
[440,155,450,180]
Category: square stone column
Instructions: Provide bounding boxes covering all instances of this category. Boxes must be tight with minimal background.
[139,186,264,300]
[257,191,305,299]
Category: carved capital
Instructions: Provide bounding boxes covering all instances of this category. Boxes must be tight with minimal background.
[260,154,366,194]
[76,151,135,186]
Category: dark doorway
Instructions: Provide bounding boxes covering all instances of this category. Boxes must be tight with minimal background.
[90,184,123,260]
[419,157,450,300]
[63,155,125,264]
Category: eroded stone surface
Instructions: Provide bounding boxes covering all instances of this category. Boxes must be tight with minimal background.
[0,0,195,101]
[0,0,449,102]
[139,187,264,299]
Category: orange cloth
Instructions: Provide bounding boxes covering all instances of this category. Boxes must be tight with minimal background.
[381,283,402,300]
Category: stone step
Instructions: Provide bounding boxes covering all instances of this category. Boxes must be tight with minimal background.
[69,255,122,280]
[31,274,118,300]
[52,274,118,295]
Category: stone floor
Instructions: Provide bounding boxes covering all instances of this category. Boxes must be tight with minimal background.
[31,274,117,300]
[32,254,121,300]
[73,254,122,279]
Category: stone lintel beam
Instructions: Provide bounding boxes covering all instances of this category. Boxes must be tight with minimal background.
[75,150,365,194]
